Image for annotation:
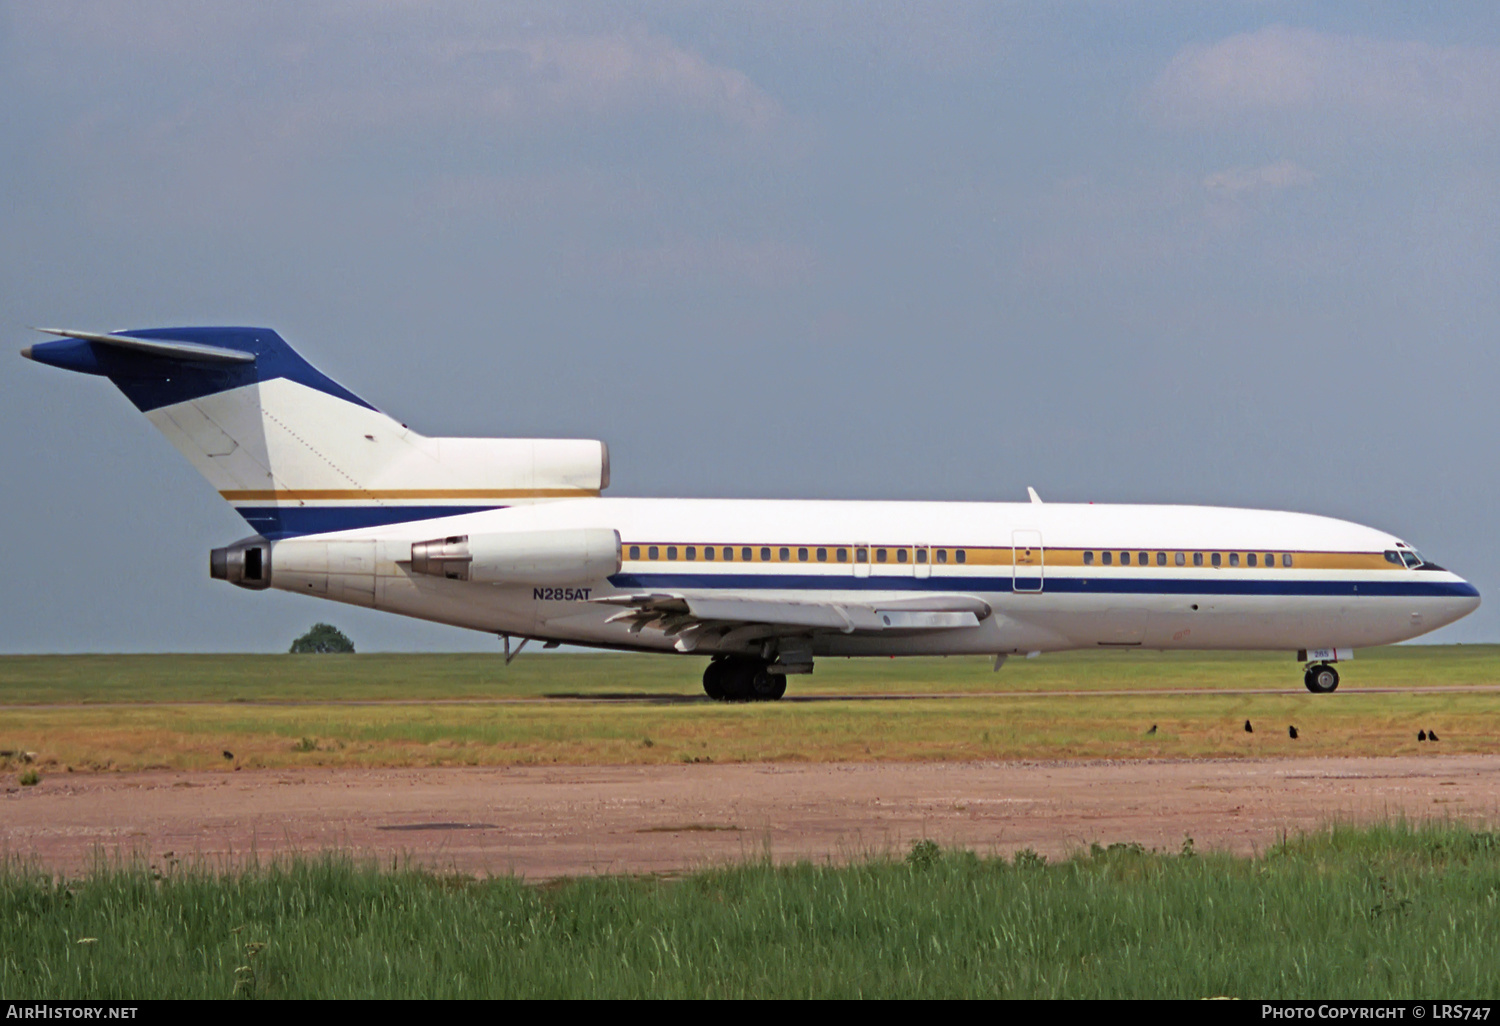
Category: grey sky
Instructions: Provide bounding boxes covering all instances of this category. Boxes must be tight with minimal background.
[4,2,1498,652]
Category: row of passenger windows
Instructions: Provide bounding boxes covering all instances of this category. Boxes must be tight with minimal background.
[626,545,969,564]
[623,544,1299,568]
[1083,551,1294,568]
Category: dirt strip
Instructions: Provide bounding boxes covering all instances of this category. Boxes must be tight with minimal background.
[4,756,1498,879]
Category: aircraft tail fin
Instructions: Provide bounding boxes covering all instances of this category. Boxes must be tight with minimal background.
[23,326,608,537]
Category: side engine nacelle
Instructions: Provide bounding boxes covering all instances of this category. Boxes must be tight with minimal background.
[210,536,271,590]
[211,527,621,602]
[409,528,621,586]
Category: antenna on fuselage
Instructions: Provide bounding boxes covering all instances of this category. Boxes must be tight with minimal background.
[1027,487,1043,504]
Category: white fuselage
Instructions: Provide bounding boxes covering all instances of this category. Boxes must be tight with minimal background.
[263,497,1480,658]
[26,326,1479,671]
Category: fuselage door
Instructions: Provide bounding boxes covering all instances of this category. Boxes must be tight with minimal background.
[1012,530,1044,593]
[853,544,872,579]
[914,545,932,580]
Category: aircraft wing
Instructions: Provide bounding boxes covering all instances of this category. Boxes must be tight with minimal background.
[593,591,990,652]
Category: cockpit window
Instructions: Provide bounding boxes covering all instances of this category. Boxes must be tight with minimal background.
[1390,548,1442,570]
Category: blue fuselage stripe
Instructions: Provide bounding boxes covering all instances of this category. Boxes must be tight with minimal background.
[238,505,505,538]
[606,572,1479,599]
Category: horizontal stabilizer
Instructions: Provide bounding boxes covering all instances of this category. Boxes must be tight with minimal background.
[31,328,255,364]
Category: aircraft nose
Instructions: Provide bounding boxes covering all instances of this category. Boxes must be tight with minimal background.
[1437,577,1481,627]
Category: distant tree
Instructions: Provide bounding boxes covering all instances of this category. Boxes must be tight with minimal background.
[289,623,355,654]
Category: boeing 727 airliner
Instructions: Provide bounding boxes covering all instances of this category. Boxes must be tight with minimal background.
[22,326,1480,699]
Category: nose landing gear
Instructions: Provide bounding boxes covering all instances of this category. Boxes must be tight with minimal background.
[703,657,787,701]
[1303,663,1340,694]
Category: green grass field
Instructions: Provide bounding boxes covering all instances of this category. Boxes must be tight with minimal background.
[2,648,1499,772]
[3,821,1498,998]
[5,645,1500,704]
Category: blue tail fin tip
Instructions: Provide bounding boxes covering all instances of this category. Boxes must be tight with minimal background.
[24,325,376,413]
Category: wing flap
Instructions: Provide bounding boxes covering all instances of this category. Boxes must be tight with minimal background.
[593,591,988,639]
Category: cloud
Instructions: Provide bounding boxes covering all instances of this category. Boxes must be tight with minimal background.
[8,7,782,141]
[5,6,788,257]
[418,31,782,132]
[1150,25,1500,138]
[1202,160,1316,199]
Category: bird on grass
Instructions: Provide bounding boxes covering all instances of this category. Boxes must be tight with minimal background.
[1288,726,1299,739]
[1146,724,1158,736]
[1429,730,1440,742]
[222,750,234,761]
[1244,720,1253,733]
[1419,730,1427,742]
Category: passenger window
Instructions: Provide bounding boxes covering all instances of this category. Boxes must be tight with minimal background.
[760,547,771,561]
[667,546,678,560]
[855,547,868,562]
[1265,553,1274,567]
[936,549,947,564]
[1120,552,1130,566]
[1231,553,1241,567]
[1084,551,1094,566]
[798,547,809,562]
[1247,553,1257,567]
[1138,552,1148,565]
[1193,553,1203,567]
[896,549,908,563]
[629,545,640,560]
[1175,552,1185,567]
[837,547,848,563]
[686,546,696,561]
[743,547,753,561]
[705,546,715,561]
[956,550,967,564]
[1282,553,1293,567]
[1211,553,1221,568]
[1102,551,1113,566]
[876,549,888,563]
[916,549,928,564]
[779,547,790,561]
[1156,552,1166,566]
[648,545,659,560]
[816,547,827,562]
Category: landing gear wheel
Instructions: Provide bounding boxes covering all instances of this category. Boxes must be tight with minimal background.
[719,659,756,702]
[702,659,727,700]
[709,659,781,701]
[1304,663,1339,694]
[748,667,787,701]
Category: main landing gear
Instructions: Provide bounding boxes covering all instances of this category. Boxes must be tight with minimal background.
[1303,663,1340,694]
[703,657,787,702]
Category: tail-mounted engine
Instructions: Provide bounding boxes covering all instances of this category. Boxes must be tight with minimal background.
[409,528,620,586]
[210,536,272,590]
